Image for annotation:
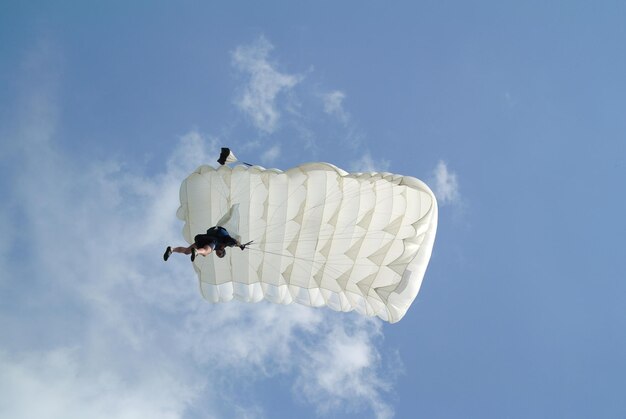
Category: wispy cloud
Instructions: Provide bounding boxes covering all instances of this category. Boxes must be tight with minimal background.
[0,41,395,419]
[230,37,369,157]
[322,90,349,124]
[181,303,394,418]
[0,349,200,419]
[260,144,281,166]
[350,151,390,173]
[295,318,394,419]
[432,160,460,205]
[232,36,302,134]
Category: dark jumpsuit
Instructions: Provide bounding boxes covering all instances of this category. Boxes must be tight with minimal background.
[194,226,238,251]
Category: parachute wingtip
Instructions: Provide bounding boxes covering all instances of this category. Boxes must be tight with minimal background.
[217,147,238,165]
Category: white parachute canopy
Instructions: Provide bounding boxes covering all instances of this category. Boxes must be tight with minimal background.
[176,160,437,323]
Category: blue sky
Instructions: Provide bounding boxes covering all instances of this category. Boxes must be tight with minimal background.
[1,2,625,418]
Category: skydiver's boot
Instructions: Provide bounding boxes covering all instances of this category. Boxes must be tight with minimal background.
[163,246,172,261]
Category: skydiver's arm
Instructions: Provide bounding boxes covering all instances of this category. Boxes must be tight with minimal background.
[221,235,252,250]
[239,240,253,250]
[222,236,240,248]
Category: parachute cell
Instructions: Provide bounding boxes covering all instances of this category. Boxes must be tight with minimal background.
[176,162,437,323]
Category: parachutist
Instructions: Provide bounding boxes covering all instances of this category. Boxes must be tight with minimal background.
[164,226,246,262]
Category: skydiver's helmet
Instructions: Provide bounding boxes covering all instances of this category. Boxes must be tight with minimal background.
[215,248,226,258]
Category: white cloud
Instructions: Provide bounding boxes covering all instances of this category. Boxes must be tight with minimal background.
[432,160,460,205]
[322,90,349,123]
[350,152,390,173]
[0,349,201,419]
[181,303,394,418]
[0,41,396,419]
[260,144,281,165]
[295,318,394,419]
[232,36,302,134]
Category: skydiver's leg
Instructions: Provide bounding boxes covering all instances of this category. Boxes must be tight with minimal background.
[189,245,213,262]
[164,244,196,261]
[196,246,213,256]
[172,245,195,255]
